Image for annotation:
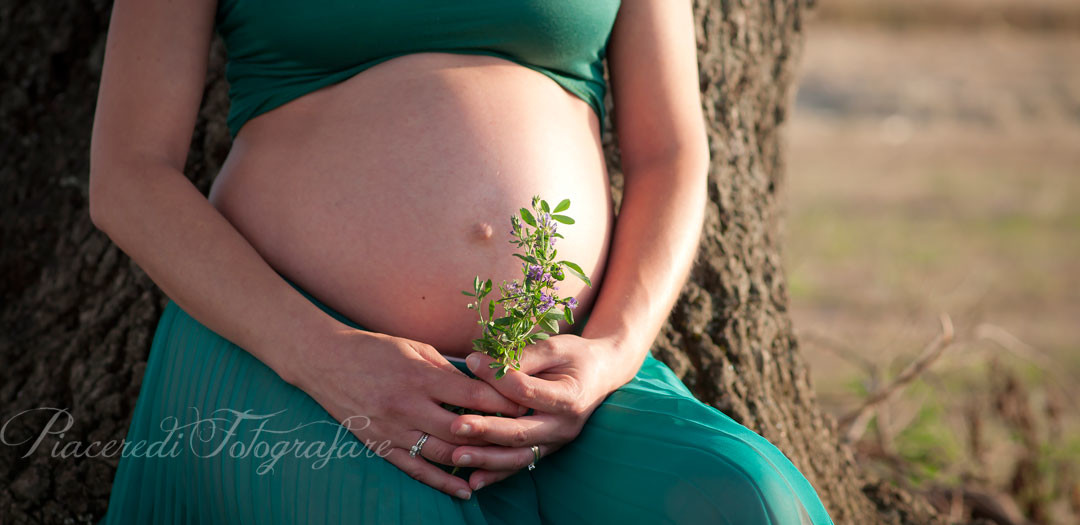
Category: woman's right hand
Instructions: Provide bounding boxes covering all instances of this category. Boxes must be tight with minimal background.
[289,327,526,500]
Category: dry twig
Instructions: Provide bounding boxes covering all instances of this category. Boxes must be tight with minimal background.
[839,313,955,440]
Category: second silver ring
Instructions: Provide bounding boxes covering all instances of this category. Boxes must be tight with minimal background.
[528,444,541,470]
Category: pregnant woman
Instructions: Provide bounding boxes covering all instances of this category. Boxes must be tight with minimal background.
[90,0,833,523]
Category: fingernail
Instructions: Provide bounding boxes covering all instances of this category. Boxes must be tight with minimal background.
[456,489,471,500]
[455,423,472,436]
[456,454,472,466]
[466,354,480,372]
[476,481,486,490]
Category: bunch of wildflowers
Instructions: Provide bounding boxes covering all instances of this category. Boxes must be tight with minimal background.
[462,195,591,379]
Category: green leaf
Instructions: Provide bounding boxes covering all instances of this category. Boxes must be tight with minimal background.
[552,233,564,239]
[540,200,550,213]
[544,309,564,321]
[474,276,481,293]
[565,306,575,325]
[520,208,536,227]
[488,300,495,319]
[532,332,550,340]
[553,198,570,213]
[551,214,575,225]
[558,260,592,287]
[538,316,559,333]
[495,366,507,380]
[512,253,539,265]
[493,316,513,326]
[483,279,492,294]
[461,290,474,296]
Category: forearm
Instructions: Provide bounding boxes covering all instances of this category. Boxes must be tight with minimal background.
[89,162,353,385]
[582,153,708,388]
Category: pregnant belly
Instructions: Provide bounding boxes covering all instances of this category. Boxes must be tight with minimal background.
[208,53,615,358]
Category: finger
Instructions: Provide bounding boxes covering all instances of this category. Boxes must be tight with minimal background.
[382,447,473,500]
[430,371,529,416]
[467,442,565,491]
[451,443,550,471]
[411,400,498,447]
[408,432,461,467]
[465,353,577,413]
[403,429,511,466]
[468,468,520,492]
[411,342,473,377]
[507,341,568,376]
[451,413,556,447]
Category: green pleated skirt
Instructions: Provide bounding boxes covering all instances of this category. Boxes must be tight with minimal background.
[101,279,833,524]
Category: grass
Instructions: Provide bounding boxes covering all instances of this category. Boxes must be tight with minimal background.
[894,393,964,486]
[785,19,1080,523]
[810,0,1080,33]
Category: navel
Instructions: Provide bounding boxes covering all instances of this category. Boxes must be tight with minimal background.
[470,222,494,242]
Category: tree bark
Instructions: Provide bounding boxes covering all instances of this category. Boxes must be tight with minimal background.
[0,0,939,523]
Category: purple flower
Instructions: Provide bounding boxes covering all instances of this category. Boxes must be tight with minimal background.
[537,212,557,235]
[505,280,522,294]
[563,297,578,309]
[503,280,529,309]
[538,293,556,313]
[526,264,543,281]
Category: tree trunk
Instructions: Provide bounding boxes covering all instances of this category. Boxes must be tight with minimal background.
[0,0,939,523]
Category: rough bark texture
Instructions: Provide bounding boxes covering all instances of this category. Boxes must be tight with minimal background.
[0,0,939,523]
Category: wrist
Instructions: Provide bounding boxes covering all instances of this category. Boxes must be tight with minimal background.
[261,304,357,389]
[589,334,649,395]
[579,311,653,377]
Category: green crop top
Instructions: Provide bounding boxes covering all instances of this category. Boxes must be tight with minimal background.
[213,1,621,139]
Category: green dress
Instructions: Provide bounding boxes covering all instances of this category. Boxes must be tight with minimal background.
[100,278,833,524]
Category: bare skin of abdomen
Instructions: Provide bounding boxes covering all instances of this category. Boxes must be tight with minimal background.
[208,52,614,358]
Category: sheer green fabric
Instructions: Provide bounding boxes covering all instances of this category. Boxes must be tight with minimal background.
[213,0,620,139]
[101,280,833,524]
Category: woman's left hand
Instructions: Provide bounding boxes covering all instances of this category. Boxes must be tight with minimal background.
[447,334,636,491]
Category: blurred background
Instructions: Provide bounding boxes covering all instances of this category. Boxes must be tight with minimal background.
[786,0,1079,523]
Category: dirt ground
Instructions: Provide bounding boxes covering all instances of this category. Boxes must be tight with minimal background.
[786,5,1080,522]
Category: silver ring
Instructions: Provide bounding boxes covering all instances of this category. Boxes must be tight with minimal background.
[409,433,430,458]
[527,445,541,470]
